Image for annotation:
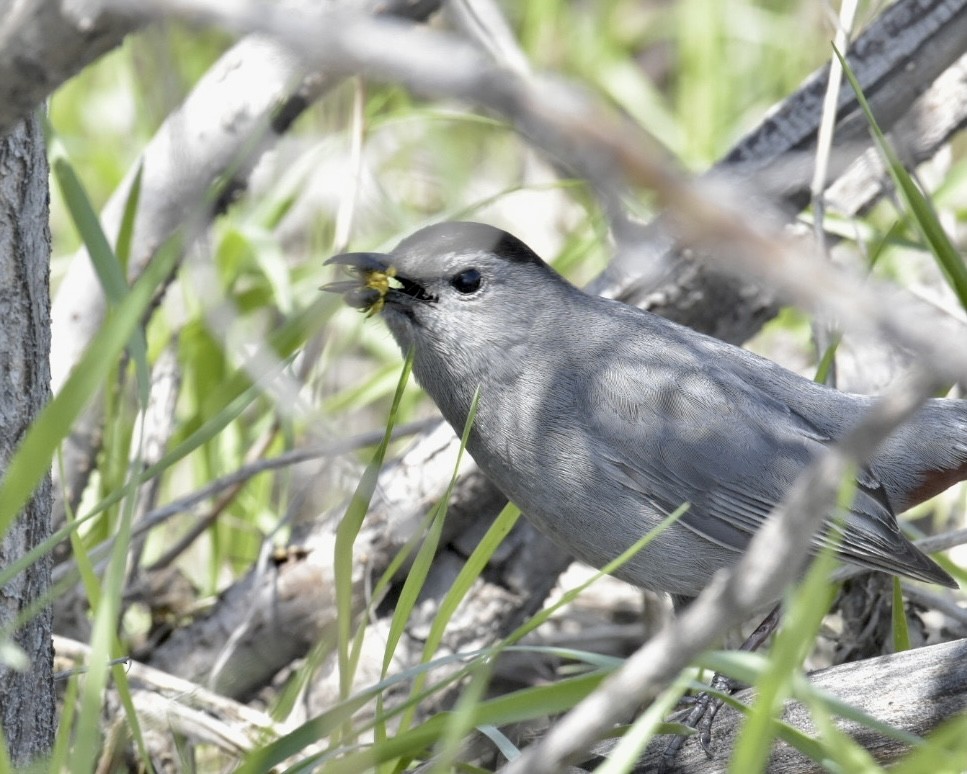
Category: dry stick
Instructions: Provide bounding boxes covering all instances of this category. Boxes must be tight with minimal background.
[446,0,532,76]
[54,635,284,757]
[146,419,281,572]
[824,52,967,219]
[49,34,311,530]
[915,526,967,556]
[809,0,858,389]
[127,345,182,582]
[0,4,138,136]
[49,0,442,535]
[146,456,264,573]
[903,585,967,626]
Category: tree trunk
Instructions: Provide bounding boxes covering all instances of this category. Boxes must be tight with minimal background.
[0,112,54,765]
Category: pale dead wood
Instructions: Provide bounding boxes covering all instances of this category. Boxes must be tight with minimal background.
[624,637,967,773]
[0,2,138,137]
[49,33,310,531]
[54,635,284,756]
[48,0,442,537]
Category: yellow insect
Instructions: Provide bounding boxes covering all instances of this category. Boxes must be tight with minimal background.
[322,253,405,316]
[362,266,397,317]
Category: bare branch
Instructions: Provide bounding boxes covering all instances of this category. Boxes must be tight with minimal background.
[48,0,443,532]
[54,635,283,756]
[119,0,967,381]
[0,3,139,136]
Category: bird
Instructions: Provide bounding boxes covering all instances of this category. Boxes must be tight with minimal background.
[324,221,965,603]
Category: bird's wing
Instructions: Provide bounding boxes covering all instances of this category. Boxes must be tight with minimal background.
[588,355,943,583]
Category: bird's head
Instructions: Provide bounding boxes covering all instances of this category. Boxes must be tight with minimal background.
[324,222,572,372]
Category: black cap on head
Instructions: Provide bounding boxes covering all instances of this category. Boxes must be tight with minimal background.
[393,221,546,267]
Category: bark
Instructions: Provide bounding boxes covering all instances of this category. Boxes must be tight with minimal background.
[622,637,967,773]
[0,113,54,765]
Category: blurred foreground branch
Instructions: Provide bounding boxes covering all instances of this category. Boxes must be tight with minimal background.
[0,3,138,136]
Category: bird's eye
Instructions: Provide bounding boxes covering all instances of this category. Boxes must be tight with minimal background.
[450,268,483,294]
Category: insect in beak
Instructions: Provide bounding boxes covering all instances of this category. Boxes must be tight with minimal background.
[322,253,400,316]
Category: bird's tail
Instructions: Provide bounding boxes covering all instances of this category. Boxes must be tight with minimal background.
[875,397,967,513]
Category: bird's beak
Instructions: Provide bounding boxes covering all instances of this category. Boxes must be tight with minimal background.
[322,252,396,315]
[324,251,393,274]
[323,251,434,316]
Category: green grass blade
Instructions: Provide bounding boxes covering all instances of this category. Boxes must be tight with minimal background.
[890,713,967,774]
[63,504,104,613]
[49,663,80,773]
[51,152,151,403]
[271,495,441,722]
[505,504,687,646]
[789,672,924,747]
[891,577,911,653]
[0,379,261,602]
[798,692,882,774]
[835,46,967,311]
[334,352,414,707]
[685,657,836,766]
[472,671,607,726]
[392,390,512,729]
[241,649,490,773]
[595,671,693,774]
[429,660,495,774]
[379,489,460,679]
[0,237,181,542]
[390,497,521,742]
[419,498,518,663]
[51,152,128,304]
[814,332,841,385]
[730,473,851,774]
[108,660,152,771]
[318,672,609,774]
[67,289,330,532]
[114,162,144,271]
[252,642,615,772]
[476,724,520,762]
[74,360,157,772]
[0,729,10,773]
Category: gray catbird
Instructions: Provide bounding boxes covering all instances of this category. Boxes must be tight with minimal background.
[325,221,965,601]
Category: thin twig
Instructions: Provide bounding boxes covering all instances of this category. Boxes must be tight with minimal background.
[810,0,858,388]
[51,418,436,584]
